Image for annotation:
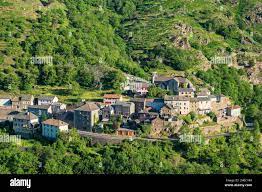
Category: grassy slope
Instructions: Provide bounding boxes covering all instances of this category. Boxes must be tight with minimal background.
[0,0,66,64]
[0,0,261,100]
[120,0,261,70]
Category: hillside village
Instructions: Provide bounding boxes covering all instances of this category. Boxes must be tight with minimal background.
[0,72,243,142]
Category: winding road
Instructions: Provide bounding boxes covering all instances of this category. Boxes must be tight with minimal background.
[78,130,238,144]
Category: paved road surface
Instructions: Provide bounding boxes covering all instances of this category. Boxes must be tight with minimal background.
[78,130,240,144]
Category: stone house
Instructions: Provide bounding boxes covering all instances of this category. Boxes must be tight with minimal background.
[0,107,19,123]
[28,105,53,121]
[112,102,135,117]
[101,105,114,121]
[52,110,74,128]
[51,102,67,113]
[121,74,151,95]
[164,95,190,115]
[189,98,199,113]
[134,111,158,123]
[152,73,195,95]
[74,102,100,131]
[178,88,194,98]
[160,104,178,119]
[13,112,39,138]
[130,98,147,113]
[11,95,34,110]
[196,88,211,98]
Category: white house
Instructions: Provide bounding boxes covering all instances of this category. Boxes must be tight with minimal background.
[197,97,211,115]
[38,95,58,105]
[121,74,151,95]
[227,105,241,117]
[42,119,68,140]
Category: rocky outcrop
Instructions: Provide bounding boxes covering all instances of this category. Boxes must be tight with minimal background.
[170,23,192,49]
[247,62,262,85]
[150,117,183,137]
[246,3,262,24]
[170,36,191,49]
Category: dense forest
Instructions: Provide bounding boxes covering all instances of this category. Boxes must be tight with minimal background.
[0,0,261,91]
[0,127,261,174]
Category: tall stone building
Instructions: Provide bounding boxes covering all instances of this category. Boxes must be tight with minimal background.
[74,102,100,131]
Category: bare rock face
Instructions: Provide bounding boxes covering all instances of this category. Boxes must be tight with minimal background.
[247,62,262,85]
[170,36,191,49]
[196,51,211,71]
[174,23,193,36]
[170,23,192,49]
[237,52,257,67]
[218,0,238,5]
[241,36,253,45]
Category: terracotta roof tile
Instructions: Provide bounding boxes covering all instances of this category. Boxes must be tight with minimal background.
[103,94,122,99]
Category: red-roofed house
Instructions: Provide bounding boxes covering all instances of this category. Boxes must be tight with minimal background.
[103,94,123,105]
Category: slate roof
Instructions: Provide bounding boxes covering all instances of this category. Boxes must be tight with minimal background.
[103,94,122,99]
[197,97,211,102]
[13,112,38,120]
[75,102,99,111]
[164,95,190,101]
[113,101,134,107]
[130,98,147,102]
[38,95,57,101]
[20,94,33,101]
[28,105,51,110]
[0,95,11,99]
[174,76,188,84]
[178,88,194,92]
[154,75,173,82]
